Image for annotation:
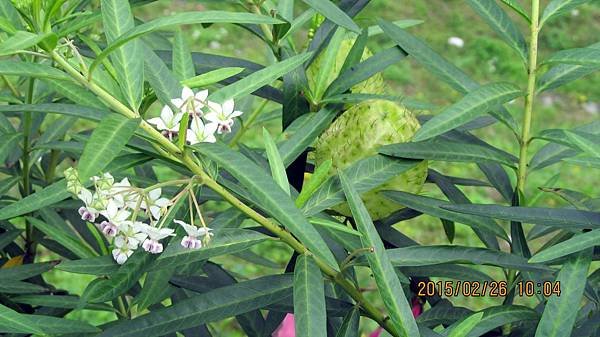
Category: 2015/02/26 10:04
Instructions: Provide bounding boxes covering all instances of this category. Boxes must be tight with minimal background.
[416,281,561,297]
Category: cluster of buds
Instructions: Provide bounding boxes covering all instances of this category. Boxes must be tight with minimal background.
[64,168,213,264]
[147,86,243,143]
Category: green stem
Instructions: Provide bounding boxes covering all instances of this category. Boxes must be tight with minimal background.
[51,50,399,337]
[23,77,35,263]
[516,0,540,196]
[229,98,269,147]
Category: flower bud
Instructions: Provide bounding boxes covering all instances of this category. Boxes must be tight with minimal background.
[64,167,83,195]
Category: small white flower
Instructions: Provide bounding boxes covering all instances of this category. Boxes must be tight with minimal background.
[175,220,213,250]
[186,117,217,145]
[447,36,464,48]
[148,105,184,140]
[139,223,175,254]
[77,188,99,222]
[204,99,243,134]
[100,199,131,227]
[171,86,209,116]
[110,178,140,209]
[119,221,148,247]
[141,188,171,220]
[112,235,136,264]
[98,221,118,237]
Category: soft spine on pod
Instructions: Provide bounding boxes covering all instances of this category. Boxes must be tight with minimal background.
[309,37,428,220]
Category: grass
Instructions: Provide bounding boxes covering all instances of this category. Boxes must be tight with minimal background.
[16,1,600,336]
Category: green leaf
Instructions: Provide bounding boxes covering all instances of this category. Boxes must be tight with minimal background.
[101,0,143,110]
[402,265,492,282]
[41,79,105,108]
[0,1,22,31]
[309,217,361,237]
[0,281,46,294]
[143,44,182,105]
[529,229,600,263]
[544,47,600,67]
[384,191,508,241]
[0,304,100,334]
[366,20,424,36]
[0,31,54,56]
[339,171,419,337]
[540,0,593,27]
[534,249,592,337]
[172,28,195,81]
[467,0,528,61]
[301,0,361,33]
[335,307,360,337]
[0,103,108,122]
[81,252,152,304]
[443,204,600,229]
[0,229,21,250]
[210,52,311,103]
[537,42,600,92]
[294,254,327,337]
[537,129,600,157]
[263,128,290,195]
[97,274,292,337]
[387,245,549,272]
[0,132,21,163]
[467,305,539,337]
[313,27,346,101]
[379,139,518,168]
[302,155,421,216]
[78,113,139,180]
[0,60,69,80]
[0,261,58,280]
[414,82,523,141]
[181,67,244,89]
[26,217,96,259]
[499,0,531,22]
[0,180,69,220]
[563,156,600,169]
[133,267,175,312]
[11,295,115,311]
[92,11,283,76]
[448,312,484,337]
[56,255,119,275]
[295,159,332,208]
[279,107,337,166]
[152,229,269,270]
[193,142,339,269]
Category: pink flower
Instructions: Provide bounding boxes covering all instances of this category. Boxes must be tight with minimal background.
[272,314,295,337]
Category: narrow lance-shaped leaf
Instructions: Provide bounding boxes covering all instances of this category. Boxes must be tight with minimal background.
[294,254,327,337]
[295,159,332,208]
[529,229,600,263]
[0,180,69,220]
[537,42,600,92]
[26,217,96,259]
[96,275,293,337]
[182,67,244,89]
[210,52,312,103]
[335,307,360,337]
[0,31,54,56]
[0,304,100,334]
[0,133,21,163]
[101,0,143,110]
[540,0,593,27]
[379,139,518,168]
[499,0,531,22]
[448,312,484,337]
[467,305,539,337]
[544,47,600,67]
[443,204,600,229]
[534,249,592,337]
[193,142,338,269]
[263,128,291,195]
[414,82,523,141]
[301,0,361,33]
[78,113,139,180]
[339,171,420,337]
[313,27,346,101]
[172,28,195,81]
[0,60,70,80]
[91,11,284,75]
[467,0,528,62]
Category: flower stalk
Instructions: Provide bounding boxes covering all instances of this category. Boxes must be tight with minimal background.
[50,48,400,336]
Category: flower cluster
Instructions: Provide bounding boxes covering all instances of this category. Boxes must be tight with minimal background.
[148,86,243,144]
[64,168,213,264]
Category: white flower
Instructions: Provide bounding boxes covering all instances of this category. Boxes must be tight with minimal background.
[119,221,148,247]
[139,223,175,254]
[110,178,140,209]
[175,220,213,249]
[447,37,464,48]
[186,117,217,145]
[171,86,209,116]
[98,220,118,237]
[141,188,171,220]
[204,99,243,134]
[147,105,184,133]
[77,188,99,222]
[112,235,136,264]
[100,199,131,227]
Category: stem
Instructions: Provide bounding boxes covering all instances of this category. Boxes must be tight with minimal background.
[516,0,540,196]
[23,77,35,263]
[249,2,274,43]
[51,50,399,336]
[229,98,269,147]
